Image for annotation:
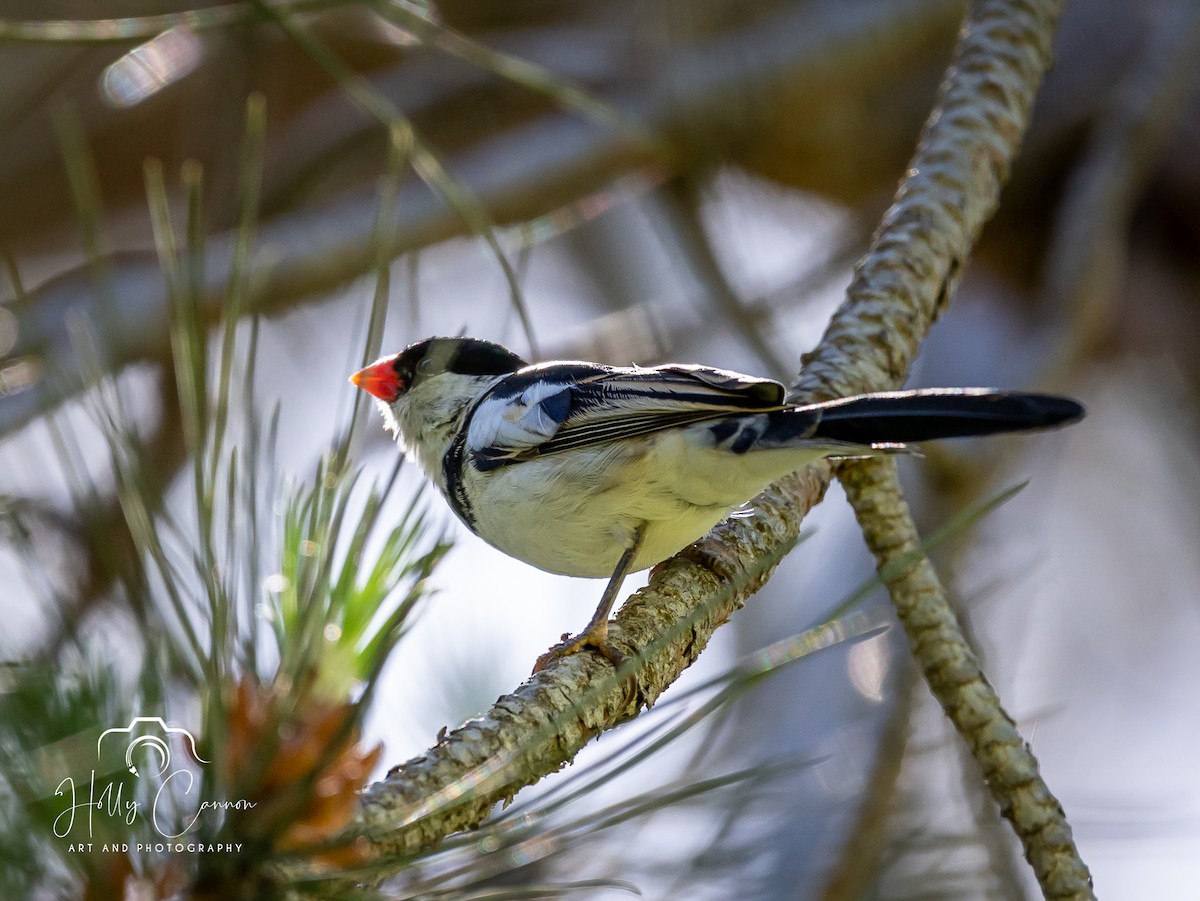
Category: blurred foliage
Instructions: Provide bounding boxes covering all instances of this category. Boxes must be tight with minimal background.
[0,79,452,894]
[1,0,1197,430]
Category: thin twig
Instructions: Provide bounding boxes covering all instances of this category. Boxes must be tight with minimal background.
[819,659,915,901]
[658,178,794,381]
[1039,0,1200,375]
[0,0,342,43]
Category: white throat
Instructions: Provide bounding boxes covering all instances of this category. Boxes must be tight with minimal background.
[381,372,506,485]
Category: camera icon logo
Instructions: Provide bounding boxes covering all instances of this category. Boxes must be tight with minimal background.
[96,716,211,777]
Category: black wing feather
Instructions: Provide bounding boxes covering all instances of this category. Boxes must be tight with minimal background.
[466,362,786,468]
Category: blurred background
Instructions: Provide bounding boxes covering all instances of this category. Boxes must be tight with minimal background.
[2,0,1199,898]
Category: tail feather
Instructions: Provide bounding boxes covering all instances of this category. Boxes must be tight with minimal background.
[775,389,1084,446]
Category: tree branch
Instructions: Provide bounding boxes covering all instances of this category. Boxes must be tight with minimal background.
[791,0,1095,894]
[839,458,1094,899]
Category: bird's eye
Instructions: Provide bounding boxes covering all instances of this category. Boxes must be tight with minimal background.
[417,357,435,374]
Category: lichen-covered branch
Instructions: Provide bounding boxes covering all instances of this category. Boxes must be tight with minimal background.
[791,0,1094,895]
[360,0,1085,885]
[840,458,1094,899]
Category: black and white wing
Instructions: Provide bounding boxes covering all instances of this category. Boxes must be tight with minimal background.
[464,361,787,470]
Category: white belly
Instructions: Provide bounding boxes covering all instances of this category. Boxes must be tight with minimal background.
[461,427,827,578]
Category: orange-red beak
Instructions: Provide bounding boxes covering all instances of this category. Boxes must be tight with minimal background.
[350,358,405,403]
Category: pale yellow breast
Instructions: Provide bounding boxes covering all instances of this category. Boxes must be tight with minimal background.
[462,425,825,578]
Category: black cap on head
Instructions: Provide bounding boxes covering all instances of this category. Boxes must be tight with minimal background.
[446,338,527,376]
[392,337,527,388]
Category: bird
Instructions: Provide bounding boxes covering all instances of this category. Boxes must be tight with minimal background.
[351,336,1084,671]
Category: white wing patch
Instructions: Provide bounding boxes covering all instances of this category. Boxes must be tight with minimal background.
[467,380,568,453]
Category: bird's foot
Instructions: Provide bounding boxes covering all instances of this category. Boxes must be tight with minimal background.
[533,622,627,674]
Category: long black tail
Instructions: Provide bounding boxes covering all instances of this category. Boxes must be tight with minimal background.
[785,389,1085,445]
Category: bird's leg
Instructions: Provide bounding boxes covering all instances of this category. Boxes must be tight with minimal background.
[533,523,646,674]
